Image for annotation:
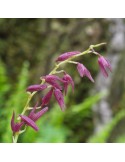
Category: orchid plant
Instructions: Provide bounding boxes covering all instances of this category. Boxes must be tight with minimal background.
[11,43,111,143]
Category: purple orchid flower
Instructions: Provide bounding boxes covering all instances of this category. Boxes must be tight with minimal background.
[42,75,65,90]
[19,104,48,131]
[77,63,94,82]
[98,56,112,77]
[54,88,65,111]
[56,51,81,62]
[28,104,48,122]
[11,111,24,133]
[19,115,39,131]
[26,84,47,92]
[42,88,53,106]
[62,73,74,95]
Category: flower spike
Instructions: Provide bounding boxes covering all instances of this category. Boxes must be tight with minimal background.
[10,42,108,142]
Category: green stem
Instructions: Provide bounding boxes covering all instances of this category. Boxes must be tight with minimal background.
[13,42,106,143]
[13,133,19,143]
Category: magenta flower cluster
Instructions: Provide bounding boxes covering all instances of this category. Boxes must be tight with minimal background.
[11,50,111,135]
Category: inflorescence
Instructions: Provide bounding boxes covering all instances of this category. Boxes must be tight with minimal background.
[11,43,112,143]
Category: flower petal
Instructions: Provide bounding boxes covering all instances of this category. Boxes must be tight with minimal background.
[43,75,62,90]
[19,115,39,131]
[98,61,108,77]
[14,122,24,132]
[33,107,48,121]
[42,88,53,106]
[11,111,15,132]
[28,102,38,119]
[84,68,94,82]
[77,63,94,82]
[54,89,66,111]
[11,111,24,133]
[26,84,47,92]
[77,63,85,77]
[63,73,74,95]
[105,58,112,72]
[98,56,111,78]
[63,82,68,95]
[56,51,81,62]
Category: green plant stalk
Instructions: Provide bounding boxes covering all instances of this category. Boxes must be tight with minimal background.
[12,42,106,143]
[12,132,19,143]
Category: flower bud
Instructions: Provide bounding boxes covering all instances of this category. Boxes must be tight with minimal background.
[56,51,80,62]
[26,84,47,92]
[98,56,112,77]
[54,89,65,111]
[77,63,94,82]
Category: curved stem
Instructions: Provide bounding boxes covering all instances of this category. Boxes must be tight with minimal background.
[12,42,106,143]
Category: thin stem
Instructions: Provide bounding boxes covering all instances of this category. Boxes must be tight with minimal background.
[13,42,106,143]
[13,133,19,143]
[68,61,78,64]
[27,106,41,110]
[54,70,65,74]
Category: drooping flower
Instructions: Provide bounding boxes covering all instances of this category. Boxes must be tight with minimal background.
[11,111,24,133]
[54,88,65,111]
[62,73,74,95]
[26,84,47,92]
[19,103,48,131]
[42,88,53,106]
[19,115,39,131]
[77,63,94,82]
[28,104,48,122]
[42,75,65,90]
[56,51,81,62]
[28,102,38,120]
[98,56,112,77]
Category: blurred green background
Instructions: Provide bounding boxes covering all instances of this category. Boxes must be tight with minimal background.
[0,18,125,143]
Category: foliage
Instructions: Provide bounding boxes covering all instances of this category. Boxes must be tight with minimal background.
[0,61,29,142]
[0,60,10,107]
[88,109,125,143]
